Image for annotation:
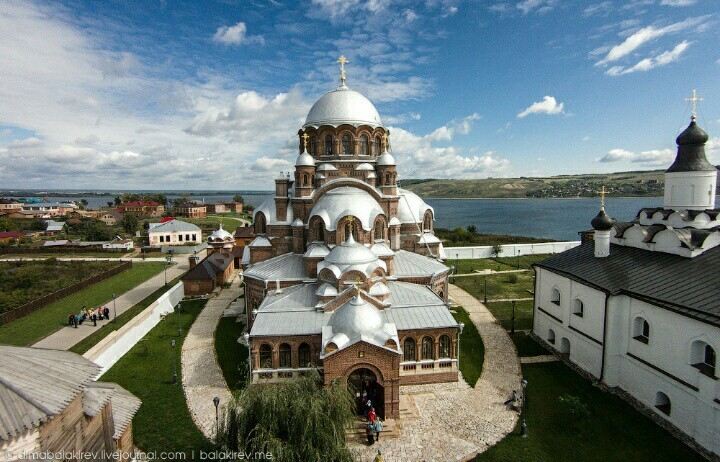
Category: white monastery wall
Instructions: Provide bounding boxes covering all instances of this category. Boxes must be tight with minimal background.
[444,241,580,260]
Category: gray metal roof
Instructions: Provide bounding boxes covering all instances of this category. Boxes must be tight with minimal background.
[0,346,100,440]
[251,311,328,336]
[148,219,200,233]
[243,252,308,281]
[393,250,449,278]
[535,242,720,326]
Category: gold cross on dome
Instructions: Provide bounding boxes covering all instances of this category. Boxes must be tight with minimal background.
[382,132,388,151]
[337,55,349,85]
[685,89,703,119]
[301,133,309,152]
[354,277,362,295]
[600,186,606,209]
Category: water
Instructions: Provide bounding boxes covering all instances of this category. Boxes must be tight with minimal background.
[8,191,702,242]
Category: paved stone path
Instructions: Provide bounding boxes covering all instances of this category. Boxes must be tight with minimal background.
[32,260,187,350]
[520,355,558,364]
[350,284,522,461]
[181,277,242,441]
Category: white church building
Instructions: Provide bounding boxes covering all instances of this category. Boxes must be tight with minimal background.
[532,114,720,457]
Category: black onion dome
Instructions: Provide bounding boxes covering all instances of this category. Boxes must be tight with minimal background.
[591,209,614,231]
[667,119,715,173]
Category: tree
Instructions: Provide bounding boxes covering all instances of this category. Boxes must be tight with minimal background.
[467,225,477,234]
[244,204,254,213]
[220,370,355,462]
[114,196,122,206]
[233,194,244,204]
[107,201,114,207]
[491,243,503,258]
[79,199,88,210]
[120,213,139,234]
[83,222,114,241]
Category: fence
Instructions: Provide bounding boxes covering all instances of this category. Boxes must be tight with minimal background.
[85,281,184,375]
[0,261,132,324]
[444,241,581,260]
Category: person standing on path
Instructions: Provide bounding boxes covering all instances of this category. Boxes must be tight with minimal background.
[373,449,383,462]
[368,407,376,423]
[373,418,383,441]
[365,422,375,445]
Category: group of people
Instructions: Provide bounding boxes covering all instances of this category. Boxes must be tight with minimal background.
[67,306,110,328]
[362,395,383,446]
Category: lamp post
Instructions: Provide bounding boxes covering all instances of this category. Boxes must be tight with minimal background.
[483,275,488,304]
[165,255,172,285]
[176,301,182,337]
[171,339,177,385]
[511,300,516,335]
[112,293,117,323]
[520,379,528,438]
[213,396,221,447]
[517,249,521,269]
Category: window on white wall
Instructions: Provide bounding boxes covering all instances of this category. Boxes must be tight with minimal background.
[633,317,650,344]
[691,341,716,377]
[551,288,561,305]
[548,329,556,345]
[572,299,584,317]
[655,392,671,416]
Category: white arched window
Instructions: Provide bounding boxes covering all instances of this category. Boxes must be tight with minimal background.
[550,288,561,305]
[633,317,650,344]
[655,392,671,415]
[691,340,716,377]
[572,299,584,317]
[547,329,556,345]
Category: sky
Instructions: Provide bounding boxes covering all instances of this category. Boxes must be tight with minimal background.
[1,0,719,190]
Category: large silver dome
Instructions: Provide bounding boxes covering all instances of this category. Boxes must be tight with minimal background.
[303,85,382,128]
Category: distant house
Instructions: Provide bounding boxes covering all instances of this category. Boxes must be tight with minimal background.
[44,220,66,235]
[0,346,140,458]
[20,202,73,217]
[6,210,44,219]
[116,200,165,217]
[99,210,122,226]
[224,201,243,213]
[174,202,207,218]
[0,198,22,213]
[181,249,235,295]
[148,219,201,246]
[205,203,227,214]
[102,239,134,251]
[234,225,254,248]
[0,231,23,244]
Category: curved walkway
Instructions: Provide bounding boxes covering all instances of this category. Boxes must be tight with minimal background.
[350,284,522,461]
[181,277,242,440]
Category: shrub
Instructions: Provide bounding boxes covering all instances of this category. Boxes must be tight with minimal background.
[558,393,590,421]
[506,274,519,284]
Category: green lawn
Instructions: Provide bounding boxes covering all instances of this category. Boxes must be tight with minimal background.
[510,332,549,357]
[483,300,535,331]
[454,272,535,302]
[0,262,166,346]
[101,299,214,454]
[69,275,183,355]
[452,254,550,275]
[215,316,249,391]
[476,362,705,462]
[452,306,484,387]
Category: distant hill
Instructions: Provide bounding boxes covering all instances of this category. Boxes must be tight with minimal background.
[400,169,679,198]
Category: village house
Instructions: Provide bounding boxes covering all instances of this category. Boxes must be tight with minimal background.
[234,225,254,248]
[0,199,22,213]
[0,231,24,244]
[44,220,66,235]
[102,239,134,251]
[174,202,207,218]
[181,225,238,295]
[116,200,165,217]
[206,201,243,214]
[0,346,141,459]
[148,219,201,246]
[98,210,122,226]
[21,202,77,217]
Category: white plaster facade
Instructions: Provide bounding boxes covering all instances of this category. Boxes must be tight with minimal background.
[533,266,720,456]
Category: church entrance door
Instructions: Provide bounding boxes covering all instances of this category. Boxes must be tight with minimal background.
[348,367,385,419]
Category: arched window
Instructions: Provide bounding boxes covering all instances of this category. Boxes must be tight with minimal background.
[279,343,292,368]
[324,135,333,156]
[633,317,650,344]
[302,173,309,186]
[259,344,272,369]
[403,338,416,362]
[385,173,390,185]
[548,329,556,344]
[550,288,561,305]
[310,137,317,155]
[374,224,384,241]
[573,299,584,317]
[255,213,267,234]
[421,336,434,360]
[359,135,369,155]
[341,135,351,154]
[559,337,570,355]
[691,341,716,377]
[423,211,433,231]
[298,343,311,367]
[374,136,382,155]
[314,220,324,242]
[439,335,452,358]
[655,392,671,415]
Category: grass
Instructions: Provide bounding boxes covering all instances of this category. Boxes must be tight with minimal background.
[215,316,249,391]
[476,362,706,462]
[69,275,183,355]
[451,306,484,387]
[101,298,214,454]
[0,252,127,258]
[483,300,535,331]
[0,259,118,313]
[436,229,555,248]
[510,332,549,357]
[0,262,166,346]
[452,254,550,275]
[454,273,535,302]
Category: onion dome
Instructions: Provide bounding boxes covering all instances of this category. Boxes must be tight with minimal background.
[369,282,390,297]
[304,85,382,128]
[356,163,374,171]
[208,224,234,243]
[327,294,383,341]
[296,152,315,167]
[325,232,377,266]
[292,218,304,227]
[377,150,396,166]
[591,208,614,231]
[315,283,338,298]
[367,171,377,179]
[317,163,338,172]
[304,242,330,259]
[667,118,715,173]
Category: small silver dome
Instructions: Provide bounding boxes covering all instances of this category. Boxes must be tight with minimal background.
[208,224,234,243]
[325,233,378,265]
[296,152,315,167]
[377,150,396,166]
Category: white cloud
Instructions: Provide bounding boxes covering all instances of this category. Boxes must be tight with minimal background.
[595,16,706,66]
[661,0,696,6]
[516,0,556,15]
[489,3,512,13]
[584,2,613,17]
[597,148,674,165]
[383,112,421,124]
[606,41,690,75]
[517,96,565,118]
[212,22,264,46]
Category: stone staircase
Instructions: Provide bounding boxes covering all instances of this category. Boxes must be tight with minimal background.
[346,417,401,444]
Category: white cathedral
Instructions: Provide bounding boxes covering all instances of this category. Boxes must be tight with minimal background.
[533,114,720,456]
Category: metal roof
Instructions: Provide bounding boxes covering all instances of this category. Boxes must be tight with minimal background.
[535,242,720,326]
[393,250,449,278]
[303,84,382,128]
[148,219,200,233]
[181,251,234,281]
[243,252,308,281]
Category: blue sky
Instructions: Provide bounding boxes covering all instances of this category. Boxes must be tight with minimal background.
[1,0,719,190]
